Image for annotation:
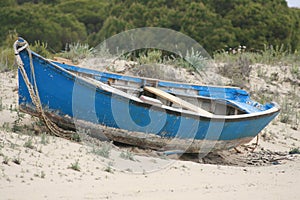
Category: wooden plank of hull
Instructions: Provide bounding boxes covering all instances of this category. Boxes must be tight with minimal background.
[144,86,213,117]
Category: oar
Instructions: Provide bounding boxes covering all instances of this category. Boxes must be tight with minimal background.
[144,86,213,116]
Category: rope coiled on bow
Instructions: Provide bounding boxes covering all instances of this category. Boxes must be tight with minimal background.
[14,38,75,139]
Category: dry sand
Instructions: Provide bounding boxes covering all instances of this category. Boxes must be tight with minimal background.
[0,64,299,200]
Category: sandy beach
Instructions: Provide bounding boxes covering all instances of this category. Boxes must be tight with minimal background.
[0,63,299,200]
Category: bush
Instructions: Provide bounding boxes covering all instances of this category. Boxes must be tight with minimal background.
[30,41,52,58]
[137,50,162,64]
[91,143,111,158]
[59,42,93,63]
[0,48,15,72]
[69,160,80,171]
[289,147,300,155]
[119,150,135,161]
[183,48,208,72]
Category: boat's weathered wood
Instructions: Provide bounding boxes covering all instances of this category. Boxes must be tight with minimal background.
[19,105,252,153]
[144,86,213,116]
[139,95,163,106]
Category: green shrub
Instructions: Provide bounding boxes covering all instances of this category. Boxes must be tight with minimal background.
[119,150,135,161]
[104,161,114,173]
[71,132,81,142]
[91,143,111,158]
[40,133,49,145]
[289,147,300,155]
[183,48,207,72]
[214,44,299,66]
[137,50,162,64]
[30,41,52,58]
[69,160,80,171]
[279,98,293,124]
[24,138,35,149]
[0,47,15,72]
[291,65,300,79]
[59,42,93,63]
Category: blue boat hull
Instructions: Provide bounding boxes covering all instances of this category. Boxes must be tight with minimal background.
[16,44,280,152]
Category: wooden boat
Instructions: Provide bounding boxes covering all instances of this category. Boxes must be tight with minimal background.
[14,38,280,153]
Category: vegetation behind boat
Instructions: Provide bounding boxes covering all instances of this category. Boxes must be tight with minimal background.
[1,0,300,54]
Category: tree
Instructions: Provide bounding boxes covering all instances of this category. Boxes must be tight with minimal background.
[88,16,132,46]
[0,0,299,53]
[0,3,87,51]
[56,0,108,34]
[0,0,16,7]
[180,2,236,53]
[225,1,295,50]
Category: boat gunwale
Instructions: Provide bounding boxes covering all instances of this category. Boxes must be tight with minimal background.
[51,60,243,90]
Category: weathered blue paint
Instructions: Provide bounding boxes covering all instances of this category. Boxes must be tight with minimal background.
[18,49,280,142]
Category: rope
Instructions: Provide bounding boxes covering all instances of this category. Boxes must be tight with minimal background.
[251,134,259,152]
[15,40,75,139]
